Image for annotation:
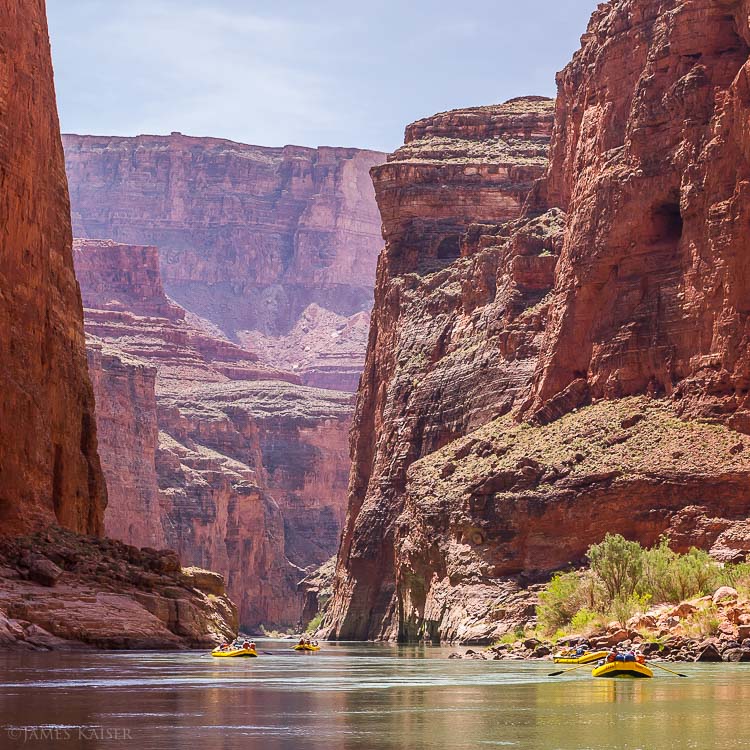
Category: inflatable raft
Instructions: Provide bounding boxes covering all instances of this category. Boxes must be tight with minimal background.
[553,650,609,664]
[211,647,258,658]
[592,661,653,678]
[293,644,321,652]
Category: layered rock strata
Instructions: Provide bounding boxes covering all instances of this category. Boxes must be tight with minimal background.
[326,98,557,639]
[86,343,164,550]
[0,527,236,650]
[328,2,750,644]
[63,135,386,390]
[0,0,106,535]
[74,239,353,629]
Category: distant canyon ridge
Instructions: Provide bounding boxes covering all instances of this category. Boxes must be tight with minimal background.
[64,134,385,391]
[64,135,386,629]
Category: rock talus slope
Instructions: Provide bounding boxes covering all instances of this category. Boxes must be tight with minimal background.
[74,239,354,629]
[327,0,750,644]
[63,135,386,390]
[0,0,106,535]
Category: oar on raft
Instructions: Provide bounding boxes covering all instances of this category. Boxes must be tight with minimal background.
[548,662,592,677]
[647,661,688,678]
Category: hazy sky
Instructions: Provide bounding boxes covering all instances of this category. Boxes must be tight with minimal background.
[47,0,597,153]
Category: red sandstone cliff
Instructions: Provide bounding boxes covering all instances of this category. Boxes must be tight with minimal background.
[326,0,750,644]
[63,135,386,391]
[525,0,750,429]
[86,343,164,550]
[0,0,106,535]
[74,239,353,629]
[0,1,236,651]
[325,98,557,639]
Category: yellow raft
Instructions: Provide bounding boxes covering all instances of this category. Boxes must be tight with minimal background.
[211,647,258,658]
[592,661,653,679]
[553,650,609,665]
[293,644,321,652]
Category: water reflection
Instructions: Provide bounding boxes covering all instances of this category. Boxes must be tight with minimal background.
[0,645,749,749]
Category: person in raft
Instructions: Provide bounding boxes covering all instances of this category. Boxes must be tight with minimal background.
[605,649,646,664]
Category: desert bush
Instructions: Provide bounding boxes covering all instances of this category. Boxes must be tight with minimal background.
[717,562,750,595]
[537,571,586,633]
[667,547,717,601]
[640,539,717,603]
[588,533,644,600]
[683,604,721,639]
[305,613,323,633]
[536,534,731,634]
[609,592,651,629]
[569,607,604,635]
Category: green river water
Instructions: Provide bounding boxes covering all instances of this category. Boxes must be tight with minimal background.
[1,641,749,749]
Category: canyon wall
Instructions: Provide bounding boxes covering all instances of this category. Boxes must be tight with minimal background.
[74,239,353,629]
[63,135,386,391]
[325,98,557,639]
[0,1,236,650]
[326,0,750,644]
[0,0,106,536]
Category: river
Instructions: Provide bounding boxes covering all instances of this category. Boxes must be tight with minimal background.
[1,641,749,749]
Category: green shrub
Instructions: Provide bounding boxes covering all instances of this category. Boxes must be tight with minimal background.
[717,562,750,594]
[494,627,526,646]
[683,605,721,639]
[639,539,716,603]
[640,537,678,602]
[609,592,651,628]
[536,534,734,634]
[569,608,603,634]
[305,613,323,634]
[669,548,717,601]
[588,533,644,600]
[537,571,585,633]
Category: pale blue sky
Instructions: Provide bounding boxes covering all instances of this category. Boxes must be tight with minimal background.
[47,0,597,152]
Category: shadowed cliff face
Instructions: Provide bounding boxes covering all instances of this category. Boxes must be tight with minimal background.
[63,136,386,391]
[325,98,557,640]
[74,239,353,629]
[327,0,750,645]
[0,0,106,535]
[0,1,237,650]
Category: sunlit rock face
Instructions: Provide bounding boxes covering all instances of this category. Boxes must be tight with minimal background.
[324,98,557,640]
[0,0,106,536]
[526,0,750,427]
[328,0,750,646]
[74,239,353,630]
[63,135,387,391]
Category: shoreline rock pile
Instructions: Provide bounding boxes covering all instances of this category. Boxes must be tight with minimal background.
[0,526,237,650]
[453,586,750,663]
